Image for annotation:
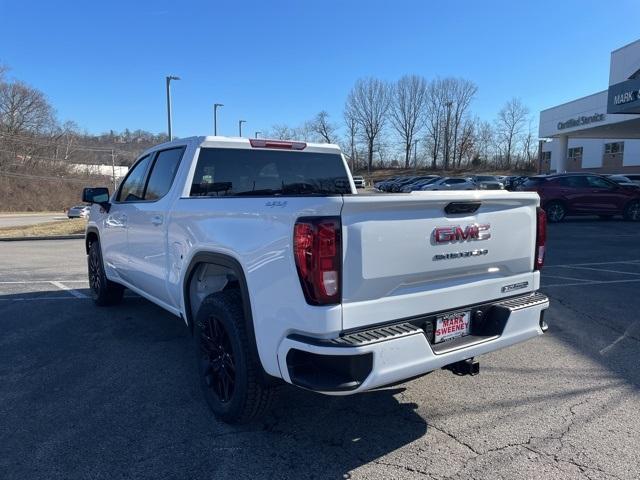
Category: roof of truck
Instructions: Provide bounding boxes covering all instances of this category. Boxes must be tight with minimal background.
[146,136,342,155]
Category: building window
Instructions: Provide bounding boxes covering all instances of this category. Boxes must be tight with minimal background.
[541,151,551,161]
[604,142,624,154]
[568,147,583,159]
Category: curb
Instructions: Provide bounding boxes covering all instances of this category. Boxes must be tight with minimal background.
[0,234,85,242]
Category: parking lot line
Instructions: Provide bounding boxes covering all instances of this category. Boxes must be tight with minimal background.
[543,278,640,288]
[49,281,88,299]
[541,274,592,282]
[559,265,640,276]
[547,259,640,268]
[0,280,87,284]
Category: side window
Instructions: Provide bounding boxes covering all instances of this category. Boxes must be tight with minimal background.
[559,176,588,188]
[586,176,614,189]
[144,147,185,200]
[445,179,465,185]
[117,155,152,202]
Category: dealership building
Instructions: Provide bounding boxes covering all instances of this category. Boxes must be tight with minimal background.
[539,39,640,173]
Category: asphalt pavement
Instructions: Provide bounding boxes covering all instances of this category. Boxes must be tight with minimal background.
[1,221,639,479]
[0,213,66,228]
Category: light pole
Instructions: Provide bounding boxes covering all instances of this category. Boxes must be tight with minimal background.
[238,120,246,137]
[254,131,262,139]
[213,103,224,135]
[166,75,180,141]
[443,101,453,169]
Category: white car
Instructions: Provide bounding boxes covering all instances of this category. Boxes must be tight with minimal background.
[83,136,549,424]
[352,175,366,188]
[67,205,91,218]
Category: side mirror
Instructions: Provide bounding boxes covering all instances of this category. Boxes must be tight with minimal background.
[82,187,111,211]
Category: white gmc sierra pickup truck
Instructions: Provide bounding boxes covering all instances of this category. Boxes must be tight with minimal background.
[82,136,549,424]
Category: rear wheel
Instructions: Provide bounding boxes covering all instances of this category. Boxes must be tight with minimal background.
[195,291,275,424]
[87,241,124,306]
[623,200,640,221]
[545,201,566,223]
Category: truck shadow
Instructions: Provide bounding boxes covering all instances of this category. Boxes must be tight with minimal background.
[0,291,427,479]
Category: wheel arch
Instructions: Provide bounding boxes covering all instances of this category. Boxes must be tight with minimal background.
[183,252,277,384]
[85,226,99,253]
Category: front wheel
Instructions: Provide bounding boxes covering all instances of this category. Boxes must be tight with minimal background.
[88,241,124,306]
[195,291,275,424]
[545,201,566,223]
[623,200,640,221]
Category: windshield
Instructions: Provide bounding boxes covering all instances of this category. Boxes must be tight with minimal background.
[190,148,351,196]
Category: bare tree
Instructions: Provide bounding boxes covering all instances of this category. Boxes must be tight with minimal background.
[424,80,445,169]
[450,79,478,167]
[456,118,476,167]
[475,120,495,165]
[495,98,530,167]
[0,80,55,135]
[269,123,297,140]
[310,111,337,143]
[345,77,391,172]
[343,109,359,171]
[390,75,428,168]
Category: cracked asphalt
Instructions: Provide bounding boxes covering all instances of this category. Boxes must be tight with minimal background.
[1,219,639,479]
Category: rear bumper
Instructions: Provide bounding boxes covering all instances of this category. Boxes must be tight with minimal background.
[277,292,549,395]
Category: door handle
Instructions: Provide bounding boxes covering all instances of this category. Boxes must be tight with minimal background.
[151,215,164,226]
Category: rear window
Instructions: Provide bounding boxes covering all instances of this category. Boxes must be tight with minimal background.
[190,148,351,196]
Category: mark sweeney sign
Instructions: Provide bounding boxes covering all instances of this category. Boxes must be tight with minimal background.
[608,78,640,114]
[557,113,605,130]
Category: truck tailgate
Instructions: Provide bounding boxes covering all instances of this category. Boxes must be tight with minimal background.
[340,191,540,330]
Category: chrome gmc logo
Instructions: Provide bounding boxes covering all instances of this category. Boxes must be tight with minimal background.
[433,224,491,244]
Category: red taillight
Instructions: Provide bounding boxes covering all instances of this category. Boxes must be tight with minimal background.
[293,217,341,305]
[535,207,546,270]
[249,138,307,150]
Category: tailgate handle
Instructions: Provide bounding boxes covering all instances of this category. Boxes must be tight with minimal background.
[445,202,481,215]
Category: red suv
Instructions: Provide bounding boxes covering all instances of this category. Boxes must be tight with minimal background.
[519,173,640,222]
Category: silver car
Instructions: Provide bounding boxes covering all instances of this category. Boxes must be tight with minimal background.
[67,205,91,218]
[418,177,476,191]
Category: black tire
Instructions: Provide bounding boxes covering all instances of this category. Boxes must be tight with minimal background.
[545,201,566,223]
[87,240,124,306]
[623,200,640,221]
[195,290,275,424]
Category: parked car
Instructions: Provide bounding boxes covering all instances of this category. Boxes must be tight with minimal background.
[390,175,436,192]
[476,181,505,190]
[82,136,549,424]
[519,173,640,222]
[504,176,529,191]
[418,177,476,191]
[468,175,504,188]
[400,176,441,192]
[352,175,366,189]
[374,176,402,192]
[67,205,91,218]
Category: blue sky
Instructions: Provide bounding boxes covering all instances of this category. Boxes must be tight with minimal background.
[1,0,639,138]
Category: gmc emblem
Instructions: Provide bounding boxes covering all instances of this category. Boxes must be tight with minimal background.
[433,224,491,244]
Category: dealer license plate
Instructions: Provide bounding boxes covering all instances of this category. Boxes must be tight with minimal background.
[434,311,471,343]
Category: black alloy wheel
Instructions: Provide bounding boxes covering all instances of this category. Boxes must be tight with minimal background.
[199,314,236,403]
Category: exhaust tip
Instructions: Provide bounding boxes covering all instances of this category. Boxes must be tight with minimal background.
[539,312,549,332]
